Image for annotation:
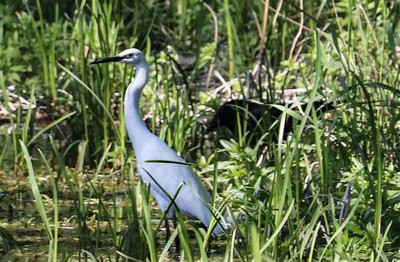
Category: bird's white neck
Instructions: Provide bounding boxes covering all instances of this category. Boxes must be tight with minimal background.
[124,61,152,152]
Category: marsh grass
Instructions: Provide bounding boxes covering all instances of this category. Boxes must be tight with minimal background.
[1,0,400,261]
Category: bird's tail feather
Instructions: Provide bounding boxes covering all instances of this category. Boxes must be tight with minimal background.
[209,209,232,236]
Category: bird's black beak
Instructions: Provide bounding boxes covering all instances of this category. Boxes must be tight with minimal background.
[90,56,123,65]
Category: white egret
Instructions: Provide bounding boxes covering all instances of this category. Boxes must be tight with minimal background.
[91,48,227,237]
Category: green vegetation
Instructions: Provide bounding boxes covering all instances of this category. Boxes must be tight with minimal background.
[1,0,400,261]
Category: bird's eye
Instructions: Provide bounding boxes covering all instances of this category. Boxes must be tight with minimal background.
[127,53,134,58]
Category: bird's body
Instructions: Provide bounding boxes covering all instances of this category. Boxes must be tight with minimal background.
[92,48,225,235]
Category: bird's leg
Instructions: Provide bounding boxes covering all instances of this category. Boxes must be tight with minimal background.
[172,213,181,253]
[172,213,178,230]
[164,216,171,240]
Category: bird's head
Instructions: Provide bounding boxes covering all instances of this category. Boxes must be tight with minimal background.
[90,48,146,66]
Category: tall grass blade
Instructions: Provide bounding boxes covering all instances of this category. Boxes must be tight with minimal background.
[37,146,59,262]
[20,140,54,261]
[57,62,121,146]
